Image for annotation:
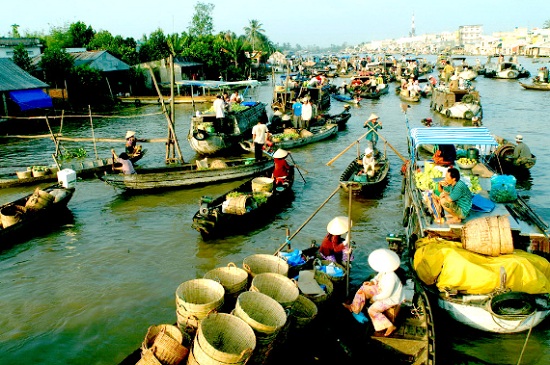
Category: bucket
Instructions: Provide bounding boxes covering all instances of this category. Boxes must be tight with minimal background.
[195,313,256,365]
[461,215,514,256]
[250,273,299,309]
[233,291,287,344]
[0,205,26,228]
[467,148,480,160]
[16,170,32,179]
[204,263,248,296]
[175,279,225,321]
[243,254,289,278]
[252,177,274,193]
[223,195,253,215]
[57,168,77,189]
[25,188,55,211]
[141,324,189,365]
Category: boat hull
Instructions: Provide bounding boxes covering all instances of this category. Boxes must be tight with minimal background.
[339,152,390,195]
[272,124,338,150]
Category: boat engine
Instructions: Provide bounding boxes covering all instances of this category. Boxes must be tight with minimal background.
[386,233,406,255]
[199,196,213,217]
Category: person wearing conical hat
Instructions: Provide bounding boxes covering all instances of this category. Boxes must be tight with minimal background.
[363,113,382,149]
[362,147,376,178]
[343,248,404,337]
[125,130,137,155]
[272,149,292,185]
[511,134,533,166]
[319,216,353,265]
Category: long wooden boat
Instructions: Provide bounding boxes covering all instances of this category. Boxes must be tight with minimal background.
[0,183,75,244]
[271,124,338,150]
[118,95,216,105]
[401,127,550,333]
[519,81,550,90]
[488,142,536,177]
[314,107,352,131]
[188,101,268,155]
[399,89,421,102]
[331,93,360,104]
[0,152,145,190]
[191,166,295,238]
[430,87,482,121]
[98,156,274,192]
[339,148,390,195]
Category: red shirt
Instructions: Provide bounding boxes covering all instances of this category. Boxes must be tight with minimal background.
[319,233,346,257]
[273,158,291,180]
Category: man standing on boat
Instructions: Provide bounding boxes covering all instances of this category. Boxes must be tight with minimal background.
[301,99,313,130]
[213,94,227,132]
[292,98,302,129]
[252,119,269,162]
[363,113,382,150]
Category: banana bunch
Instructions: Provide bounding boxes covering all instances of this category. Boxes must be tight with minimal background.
[457,157,477,165]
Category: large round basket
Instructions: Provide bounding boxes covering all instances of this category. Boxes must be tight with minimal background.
[136,349,162,365]
[195,313,256,365]
[175,279,225,320]
[141,324,189,365]
[290,295,318,330]
[25,188,55,211]
[250,273,299,309]
[303,270,334,306]
[234,291,287,340]
[0,205,26,228]
[461,215,513,256]
[243,254,289,278]
[252,177,274,193]
[204,263,248,295]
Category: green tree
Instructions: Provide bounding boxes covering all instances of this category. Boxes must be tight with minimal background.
[88,30,139,65]
[544,19,550,29]
[12,44,34,73]
[243,19,265,52]
[39,46,74,87]
[188,2,214,38]
[67,64,107,105]
[69,21,95,47]
[11,24,20,38]
[44,24,72,48]
[138,28,171,62]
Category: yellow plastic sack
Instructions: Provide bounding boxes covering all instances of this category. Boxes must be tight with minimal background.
[413,237,550,294]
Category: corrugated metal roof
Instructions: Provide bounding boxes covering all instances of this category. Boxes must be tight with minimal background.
[0,58,49,92]
[33,50,130,72]
[0,37,42,47]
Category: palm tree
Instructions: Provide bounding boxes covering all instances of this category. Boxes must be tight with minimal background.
[243,19,265,53]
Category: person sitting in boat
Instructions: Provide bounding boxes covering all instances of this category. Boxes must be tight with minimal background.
[343,248,404,337]
[319,216,353,265]
[362,147,376,178]
[272,149,292,186]
[435,167,472,225]
[509,135,535,167]
[363,113,382,150]
[339,81,348,95]
[433,144,456,166]
[113,152,136,175]
[125,130,138,156]
[229,90,242,104]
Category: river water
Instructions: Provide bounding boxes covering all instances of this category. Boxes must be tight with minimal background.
[1,56,549,365]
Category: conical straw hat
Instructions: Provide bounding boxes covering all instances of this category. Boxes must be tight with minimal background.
[273,149,289,159]
[368,248,400,272]
[327,216,352,236]
[367,113,379,121]
[125,130,136,139]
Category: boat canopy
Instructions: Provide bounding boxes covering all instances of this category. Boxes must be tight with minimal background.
[409,127,498,162]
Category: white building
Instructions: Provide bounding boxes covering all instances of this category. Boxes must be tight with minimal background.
[0,38,42,59]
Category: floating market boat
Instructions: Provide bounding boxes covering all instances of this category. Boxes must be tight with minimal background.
[191,168,295,238]
[430,86,482,121]
[401,127,550,333]
[314,106,352,131]
[0,181,75,244]
[339,147,390,195]
[188,101,268,155]
[270,124,339,150]
[519,81,550,90]
[98,156,274,192]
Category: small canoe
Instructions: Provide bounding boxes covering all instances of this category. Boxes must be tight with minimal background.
[519,82,550,91]
[192,167,295,238]
[332,94,360,104]
[339,150,390,195]
[271,124,339,150]
[314,109,352,131]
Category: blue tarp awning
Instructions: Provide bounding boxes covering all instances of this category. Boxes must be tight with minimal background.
[9,89,53,111]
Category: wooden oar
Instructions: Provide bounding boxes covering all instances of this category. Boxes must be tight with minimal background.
[326,131,369,166]
[367,126,407,163]
[288,153,306,183]
[274,184,342,255]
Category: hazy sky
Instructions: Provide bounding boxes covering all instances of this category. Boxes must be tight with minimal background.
[2,0,548,47]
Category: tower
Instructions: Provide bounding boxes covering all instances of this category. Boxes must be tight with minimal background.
[410,12,416,37]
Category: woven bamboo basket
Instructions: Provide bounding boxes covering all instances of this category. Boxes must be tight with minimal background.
[234,291,287,337]
[175,279,225,320]
[196,313,256,364]
[0,205,26,228]
[25,188,55,211]
[314,259,346,283]
[303,270,334,306]
[290,295,318,329]
[141,324,189,365]
[176,308,200,335]
[249,272,299,309]
[461,215,514,256]
[242,254,289,278]
[137,349,163,365]
[203,263,248,295]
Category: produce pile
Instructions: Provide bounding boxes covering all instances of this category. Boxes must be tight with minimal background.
[271,132,300,142]
[414,163,443,191]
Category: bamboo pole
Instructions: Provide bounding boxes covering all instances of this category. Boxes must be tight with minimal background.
[346,183,353,297]
[147,66,184,164]
[0,134,166,143]
[169,54,176,161]
[88,105,99,160]
[43,116,59,156]
[326,131,370,166]
[274,184,341,255]
[367,126,407,163]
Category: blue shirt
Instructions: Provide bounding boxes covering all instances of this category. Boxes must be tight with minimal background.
[444,180,472,217]
[292,102,302,117]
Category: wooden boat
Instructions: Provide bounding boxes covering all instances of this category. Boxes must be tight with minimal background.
[272,83,331,113]
[0,183,75,244]
[191,167,295,238]
[430,87,482,121]
[399,89,421,102]
[484,60,530,79]
[488,142,536,176]
[519,81,550,90]
[401,127,550,333]
[339,148,390,195]
[98,156,274,192]
[270,124,338,150]
[188,101,268,155]
[314,107,352,131]
[331,93,360,104]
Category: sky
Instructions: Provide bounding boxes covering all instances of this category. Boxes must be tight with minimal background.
[1,0,549,47]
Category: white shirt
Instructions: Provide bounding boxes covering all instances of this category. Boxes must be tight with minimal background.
[213,98,225,118]
[302,103,313,121]
[363,154,376,176]
[372,271,404,306]
[252,123,269,144]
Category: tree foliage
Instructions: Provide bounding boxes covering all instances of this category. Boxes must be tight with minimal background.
[69,21,95,47]
[39,47,74,87]
[88,30,139,65]
[544,19,550,29]
[12,44,34,73]
[138,28,171,62]
[188,2,214,38]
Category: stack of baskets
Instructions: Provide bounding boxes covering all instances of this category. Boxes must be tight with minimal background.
[203,263,248,301]
[175,279,225,334]
[138,324,189,365]
[242,254,289,279]
[249,272,299,309]
[188,313,256,365]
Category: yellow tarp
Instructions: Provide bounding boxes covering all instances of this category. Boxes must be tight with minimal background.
[413,237,550,294]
